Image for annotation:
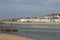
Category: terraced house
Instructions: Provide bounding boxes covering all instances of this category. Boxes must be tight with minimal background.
[17,14,60,23]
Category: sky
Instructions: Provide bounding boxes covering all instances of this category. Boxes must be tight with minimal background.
[0,0,60,19]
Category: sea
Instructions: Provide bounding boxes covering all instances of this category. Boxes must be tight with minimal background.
[0,24,60,40]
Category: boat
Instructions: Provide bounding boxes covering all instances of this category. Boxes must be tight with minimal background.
[1,27,18,32]
[0,20,18,32]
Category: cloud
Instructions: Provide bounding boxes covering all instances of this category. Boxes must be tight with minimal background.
[42,0,60,6]
[0,0,60,11]
[0,3,55,12]
[0,0,60,18]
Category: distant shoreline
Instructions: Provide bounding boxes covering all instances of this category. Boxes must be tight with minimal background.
[2,21,60,25]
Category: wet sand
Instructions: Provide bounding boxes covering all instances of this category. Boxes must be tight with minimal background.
[0,33,33,40]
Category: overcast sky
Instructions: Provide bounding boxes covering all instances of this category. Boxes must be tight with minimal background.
[0,0,60,19]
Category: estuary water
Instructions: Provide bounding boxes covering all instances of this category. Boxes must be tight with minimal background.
[1,24,60,40]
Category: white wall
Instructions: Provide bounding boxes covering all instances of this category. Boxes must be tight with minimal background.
[40,19,50,22]
[32,19,41,22]
[17,19,41,22]
[17,19,21,22]
[17,19,33,22]
[17,18,60,23]
[54,19,60,22]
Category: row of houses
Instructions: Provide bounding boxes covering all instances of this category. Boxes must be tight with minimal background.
[17,14,60,23]
[17,18,60,23]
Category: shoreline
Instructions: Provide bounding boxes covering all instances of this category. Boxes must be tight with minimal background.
[2,21,60,25]
[0,33,33,40]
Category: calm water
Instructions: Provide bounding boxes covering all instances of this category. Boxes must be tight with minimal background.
[1,24,60,40]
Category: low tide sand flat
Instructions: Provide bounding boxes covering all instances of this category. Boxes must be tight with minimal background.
[0,33,33,40]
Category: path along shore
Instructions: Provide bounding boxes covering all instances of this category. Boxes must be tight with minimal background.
[2,21,60,25]
[0,33,33,40]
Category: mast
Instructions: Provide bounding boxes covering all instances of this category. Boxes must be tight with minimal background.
[0,20,2,28]
[10,19,12,32]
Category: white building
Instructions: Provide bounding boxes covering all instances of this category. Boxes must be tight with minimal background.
[32,19,41,22]
[17,14,60,23]
[17,18,51,23]
[17,18,31,22]
[17,18,41,22]
[40,19,50,22]
[54,19,60,22]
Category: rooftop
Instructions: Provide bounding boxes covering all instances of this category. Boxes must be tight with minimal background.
[47,13,60,16]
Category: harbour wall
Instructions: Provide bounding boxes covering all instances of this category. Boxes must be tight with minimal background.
[2,21,60,25]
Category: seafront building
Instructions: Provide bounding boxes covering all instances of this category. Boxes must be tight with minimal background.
[17,14,60,23]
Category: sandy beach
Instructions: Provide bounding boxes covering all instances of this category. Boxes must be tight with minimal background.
[0,33,33,40]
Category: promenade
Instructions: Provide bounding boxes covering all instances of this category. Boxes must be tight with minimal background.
[2,21,60,25]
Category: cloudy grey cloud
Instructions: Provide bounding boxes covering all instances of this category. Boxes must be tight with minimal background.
[0,0,60,18]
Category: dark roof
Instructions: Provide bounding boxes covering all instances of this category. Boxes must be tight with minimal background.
[47,13,60,16]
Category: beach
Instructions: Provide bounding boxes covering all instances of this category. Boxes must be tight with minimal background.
[0,33,33,40]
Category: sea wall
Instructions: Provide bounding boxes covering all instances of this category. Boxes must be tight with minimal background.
[2,21,60,25]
